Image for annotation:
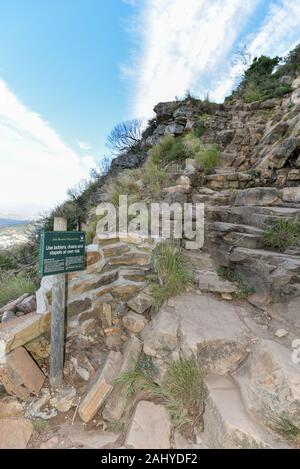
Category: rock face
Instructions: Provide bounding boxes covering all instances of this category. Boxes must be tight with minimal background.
[125,401,171,449]
[0,418,33,449]
[235,340,300,427]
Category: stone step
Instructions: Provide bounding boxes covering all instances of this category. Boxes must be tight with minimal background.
[205,172,255,190]
[206,205,300,229]
[101,243,130,258]
[207,222,264,250]
[228,247,300,302]
[202,375,288,449]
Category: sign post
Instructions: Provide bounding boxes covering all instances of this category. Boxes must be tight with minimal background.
[38,217,86,386]
[50,217,67,387]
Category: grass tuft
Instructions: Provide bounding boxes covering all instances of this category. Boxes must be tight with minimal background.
[150,241,192,309]
[271,414,300,447]
[263,219,300,252]
[149,135,184,164]
[158,357,204,429]
[0,272,37,308]
[114,356,158,399]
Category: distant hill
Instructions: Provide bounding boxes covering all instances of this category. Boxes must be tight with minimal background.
[0,218,29,228]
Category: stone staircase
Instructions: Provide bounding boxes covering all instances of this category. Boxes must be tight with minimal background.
[196,186,300,304]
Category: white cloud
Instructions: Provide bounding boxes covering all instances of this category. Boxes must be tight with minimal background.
[248,0,300,58]
[131,0,260,116]
[77,140,92,150]
[127,0,300,115]
[0,79,95,217]
[212,0,300,101]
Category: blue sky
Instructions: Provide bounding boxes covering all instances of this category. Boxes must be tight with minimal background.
[0,0,299,217]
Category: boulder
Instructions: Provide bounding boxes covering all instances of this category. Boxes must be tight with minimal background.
[125,401,171,449]
[165,123,185,135]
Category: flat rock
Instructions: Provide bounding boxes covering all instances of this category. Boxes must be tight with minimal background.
[235,339,300,427]
[125,401,171,449]
[203,375,285,449]
[173,294,250,374]
[0,417,33,449]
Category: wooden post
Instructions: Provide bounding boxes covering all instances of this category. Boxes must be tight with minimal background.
[50,217,67,387]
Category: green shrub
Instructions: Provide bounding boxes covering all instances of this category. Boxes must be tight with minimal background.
[231,53,293,102]
[141,158,173,202]
[193,114,210,138]
[150,241,192,308]
[106,171,141,206]
[0,252,17,271]
[0,273,37,308]
[263,219,300,252]
[195,145,220,174]
[149,135,184,164]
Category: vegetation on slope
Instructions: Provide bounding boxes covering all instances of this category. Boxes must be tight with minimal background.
[229,44,299,103]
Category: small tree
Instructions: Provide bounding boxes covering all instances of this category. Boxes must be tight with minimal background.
[106,119,143,155]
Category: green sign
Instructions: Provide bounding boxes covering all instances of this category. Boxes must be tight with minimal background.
[38,231,86,276]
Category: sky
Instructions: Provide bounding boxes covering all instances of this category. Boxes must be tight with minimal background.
[0,0,299,217]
